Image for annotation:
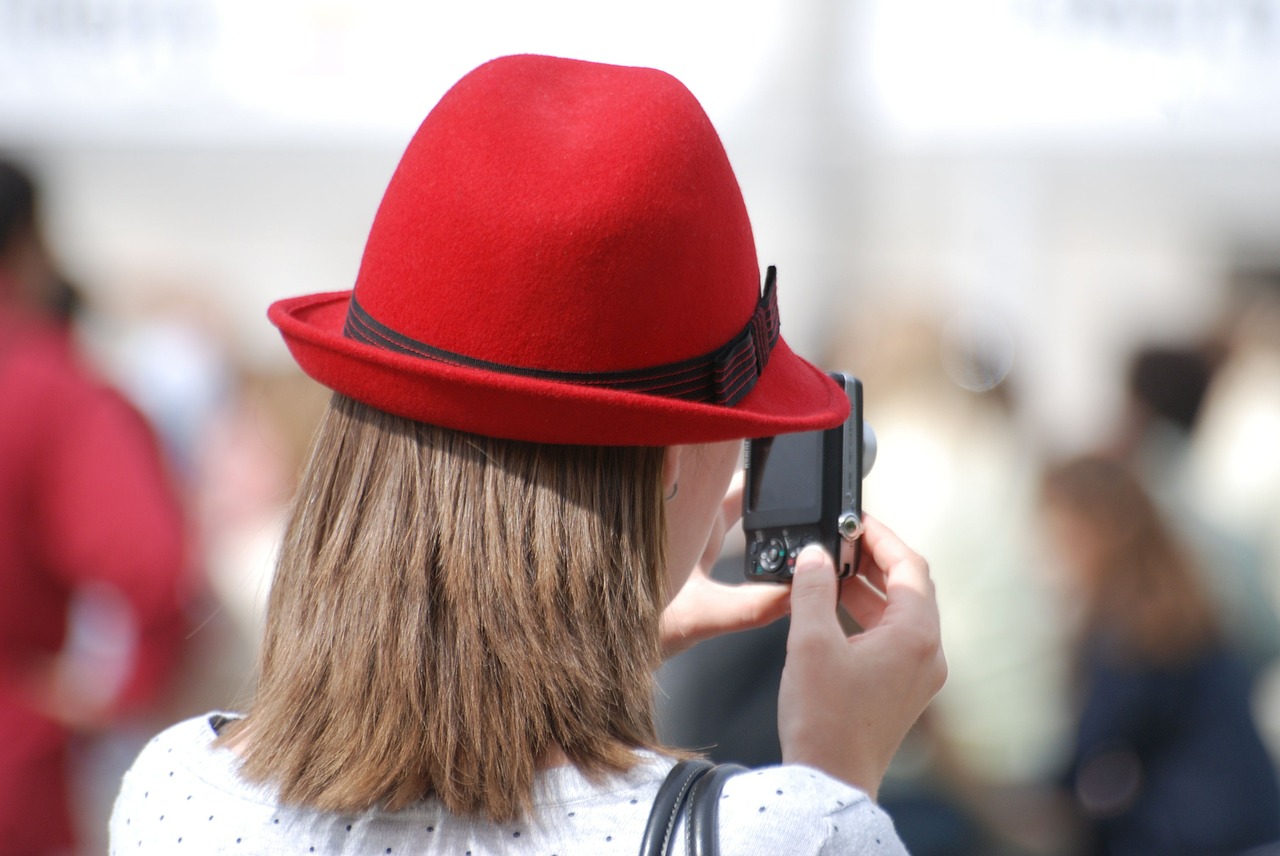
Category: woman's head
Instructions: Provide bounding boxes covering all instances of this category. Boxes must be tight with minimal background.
[0,159,54,307]
[241,54,849,822]
[1040,456,1217,664]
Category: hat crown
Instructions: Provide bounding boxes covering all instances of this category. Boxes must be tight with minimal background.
[268,54,849,444]
[352,54,760,374]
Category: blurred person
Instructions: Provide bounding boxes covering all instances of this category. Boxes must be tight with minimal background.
[1041,455,1280,855]
[108,55,945,855]
[1187,272,1280,628]
[1113,340,1280,675]
[1182,272,1280,772]
[0,158,191,854]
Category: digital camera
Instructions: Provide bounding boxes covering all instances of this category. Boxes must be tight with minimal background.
[742,373,876,582]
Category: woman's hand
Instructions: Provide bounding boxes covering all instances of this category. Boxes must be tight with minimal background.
[778,516,946,799]
[659,472,791,658]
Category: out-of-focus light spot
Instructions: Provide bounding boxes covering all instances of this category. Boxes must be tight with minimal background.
[941,309,1015,392]
[1077,746,1144,817]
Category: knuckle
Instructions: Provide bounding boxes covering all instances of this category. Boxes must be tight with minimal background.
[908,555,932,580]
[928,650,949,693]
[899,623,943,664]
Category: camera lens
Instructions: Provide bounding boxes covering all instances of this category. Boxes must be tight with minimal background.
[758,538,787,572]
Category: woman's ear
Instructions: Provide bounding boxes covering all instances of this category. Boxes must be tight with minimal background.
[662,446,683,499]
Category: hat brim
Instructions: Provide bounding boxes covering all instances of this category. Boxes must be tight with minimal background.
[269,291,849,446]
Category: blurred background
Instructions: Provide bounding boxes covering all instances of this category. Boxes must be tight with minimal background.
[2,0,1279,853]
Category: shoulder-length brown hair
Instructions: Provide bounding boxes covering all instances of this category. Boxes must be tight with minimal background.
[222,394,669,822]
[1041,456,1218,666]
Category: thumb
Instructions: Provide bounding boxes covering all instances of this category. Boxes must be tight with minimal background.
[788,545,838,628]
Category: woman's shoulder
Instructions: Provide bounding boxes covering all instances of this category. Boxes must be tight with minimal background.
[110,712,338,854]
[721,763,867,804]
[522,755,907,855]
[112,712,274,820]
[715,765,908,855]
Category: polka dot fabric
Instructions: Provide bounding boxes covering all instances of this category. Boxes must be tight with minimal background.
[109,714,907,855]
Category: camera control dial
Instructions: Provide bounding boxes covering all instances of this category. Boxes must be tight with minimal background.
[757,538,788,573]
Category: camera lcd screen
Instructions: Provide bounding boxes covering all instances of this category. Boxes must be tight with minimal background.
[746,431,822,519]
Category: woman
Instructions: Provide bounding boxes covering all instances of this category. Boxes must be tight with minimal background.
[1042,456,1280,855]
[109,54,945,854]
[1,160,189,856]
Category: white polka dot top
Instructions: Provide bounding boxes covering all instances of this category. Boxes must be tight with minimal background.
[109,713,908,855]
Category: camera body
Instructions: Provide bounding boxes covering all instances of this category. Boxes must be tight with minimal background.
[742,373,873,582]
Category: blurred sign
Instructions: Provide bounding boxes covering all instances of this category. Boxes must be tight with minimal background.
[0,0,430,144]
[0,0,782,146]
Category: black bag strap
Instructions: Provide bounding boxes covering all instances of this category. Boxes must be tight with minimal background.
[640,760,714,856]
[685,763,746,856]
[639,759,747,856]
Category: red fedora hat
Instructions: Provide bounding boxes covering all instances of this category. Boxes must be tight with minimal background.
[269,54,848,445]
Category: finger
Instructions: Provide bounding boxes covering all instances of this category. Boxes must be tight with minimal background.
[698,512,729,571]
[787,545,841,644]
[710,582,791,633]
[880,550,940,634]
[697,471,746,570]
[839,574,887,630]
[880,543,934,606]
[660,578,790,657]
[861,515,940,627]
[862,515,924,575]
[854,545,887,594]
[719,469,745,528]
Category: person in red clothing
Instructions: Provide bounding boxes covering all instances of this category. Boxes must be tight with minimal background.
[0,158,190,854]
